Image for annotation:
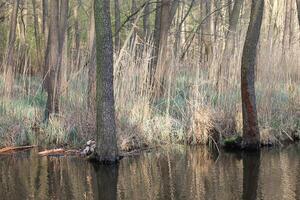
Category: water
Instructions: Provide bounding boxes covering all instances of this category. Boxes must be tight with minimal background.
[0,144,299,200]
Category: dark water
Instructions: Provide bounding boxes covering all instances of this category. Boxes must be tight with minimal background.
[0,144,300,200]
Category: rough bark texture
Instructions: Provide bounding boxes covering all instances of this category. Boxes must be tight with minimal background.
[94,0,118,163]
[241,0,264,150]
[3,0,20,97]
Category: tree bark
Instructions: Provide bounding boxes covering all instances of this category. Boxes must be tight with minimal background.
[241,0,264,150]
[114,0,121,51]
[94,0,118,163]
[3,0,20,97]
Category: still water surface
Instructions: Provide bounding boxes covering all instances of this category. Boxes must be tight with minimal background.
[0,144,299,200]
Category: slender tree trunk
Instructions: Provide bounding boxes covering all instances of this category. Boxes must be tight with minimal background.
[216,0,244,91]
[44,0,68,120]
[42,0,48,35]
[45,0,60,120]
[296,0,300,27]
[73,2,80,72]
[32,0,42,69]
[94,0,118,163]
[88,2,96,111]
[114,0,121,51]
[241,0,264,150]
[3,0,20,97]
[143,1,150,36]
[150,0,179,98]
[282,0,291,54]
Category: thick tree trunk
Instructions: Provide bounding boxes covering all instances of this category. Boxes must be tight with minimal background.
[114,0,121,51]
[3,0,20,97]
[241,0,264,150]
[94,0,118,163]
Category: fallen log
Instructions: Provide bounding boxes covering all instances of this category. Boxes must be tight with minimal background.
[38,148,65,156]
[0,145,36,154]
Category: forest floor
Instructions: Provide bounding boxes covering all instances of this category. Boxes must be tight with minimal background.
[0,71,299,153]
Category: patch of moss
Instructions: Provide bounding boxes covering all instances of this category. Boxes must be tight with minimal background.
[223,135,242,150]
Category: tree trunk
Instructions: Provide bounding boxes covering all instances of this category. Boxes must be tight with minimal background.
[114,0,121,51]
[44,0,68,121]
[143,1,150,36]
[150,0,179,98]
[32,0,42,69]
[42,0,48,35]
[44,0,60,120]
[216,0,244,91]
[3,0,20,97]
[296,0,300,27]
[241,0,264,150]
[88,2,96,111]
[94,0,118,163]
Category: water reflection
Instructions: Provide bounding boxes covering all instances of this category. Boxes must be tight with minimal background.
[242,152,260,200]
[0,144,299,200]
[93,164,119,200]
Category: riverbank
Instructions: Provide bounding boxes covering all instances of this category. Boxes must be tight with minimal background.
[0,77,299,153]
[0,43,299,152]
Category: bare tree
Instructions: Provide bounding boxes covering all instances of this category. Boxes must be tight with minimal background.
[32,0,42,69]
[216,0,244,91]
[3,0,20,97]
[94,0,119,163]
[44,0,68,121]
[241,0,264,150]
[150,0,179,97]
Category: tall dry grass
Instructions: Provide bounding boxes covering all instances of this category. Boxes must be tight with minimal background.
[0,6,299,150]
